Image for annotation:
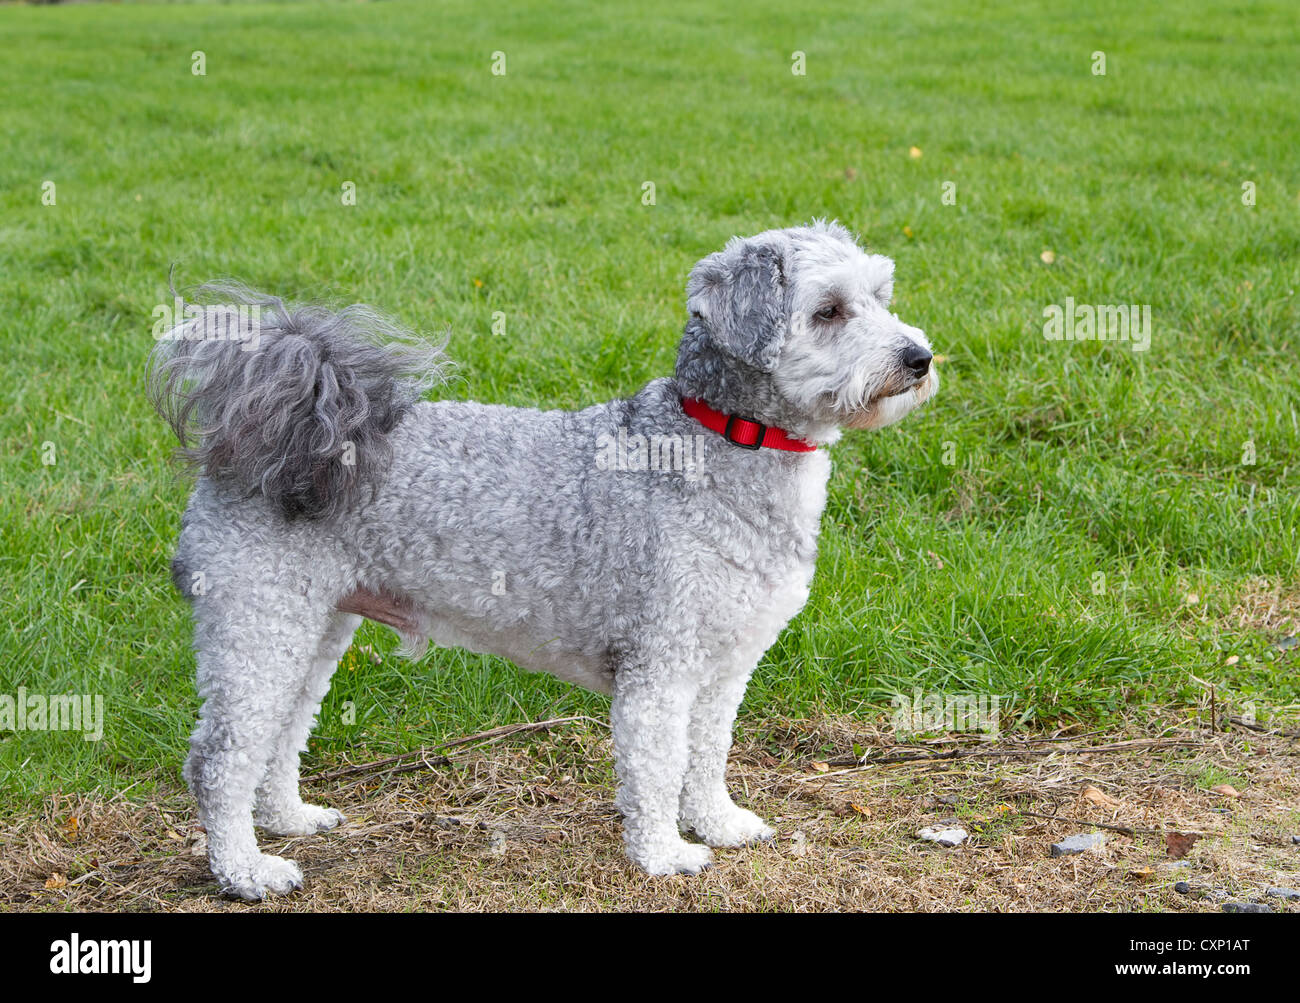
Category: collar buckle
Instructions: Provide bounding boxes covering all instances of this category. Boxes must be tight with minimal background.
[723,414,765,450]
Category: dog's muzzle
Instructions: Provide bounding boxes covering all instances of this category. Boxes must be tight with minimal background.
[900,343,932,383]
[843,347,938,430]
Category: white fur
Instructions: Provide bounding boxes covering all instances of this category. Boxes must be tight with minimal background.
[156,223,937,897]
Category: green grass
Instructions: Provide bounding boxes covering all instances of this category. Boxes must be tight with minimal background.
[2,0,1298,809]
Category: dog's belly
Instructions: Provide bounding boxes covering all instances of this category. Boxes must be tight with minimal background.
[335,583,614,691]
[421,610,614,693]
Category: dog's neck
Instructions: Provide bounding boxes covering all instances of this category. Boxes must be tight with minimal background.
[674,320,837,444]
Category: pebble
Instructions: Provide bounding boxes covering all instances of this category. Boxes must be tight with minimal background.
[1265,887,1300,900]
[1177,884,1231,901]
[1223,901,1271,913]
[917,826,968,848]
[1050,833,1106,856]
[1292,835,1300,845]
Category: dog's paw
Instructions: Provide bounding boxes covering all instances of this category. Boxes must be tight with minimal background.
[255,803,346,837]
[634,839,715,876]
[220,854,303,901]
[689,807,775,848]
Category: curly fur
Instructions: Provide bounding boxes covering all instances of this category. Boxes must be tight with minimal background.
[154,224,937,900]
[147,282,448,521]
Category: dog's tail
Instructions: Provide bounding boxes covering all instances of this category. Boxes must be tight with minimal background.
[148,281,449,521]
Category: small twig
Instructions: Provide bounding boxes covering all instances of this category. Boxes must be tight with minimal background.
[1013,808,1208,838]
[303,715,603,783]
[107,779,145,804]
[437,715,606,751]
[820,731,1111,766]
[304,750,443,784]
[1226,715,1300,738]
[797,739,1204,782]
[337,753,454,784]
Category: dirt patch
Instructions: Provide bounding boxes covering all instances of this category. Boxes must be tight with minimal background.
[3,716,1298,912]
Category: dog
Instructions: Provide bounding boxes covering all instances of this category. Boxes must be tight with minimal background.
[148,220,937,900]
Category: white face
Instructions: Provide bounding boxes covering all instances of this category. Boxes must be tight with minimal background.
[772,227,938,431]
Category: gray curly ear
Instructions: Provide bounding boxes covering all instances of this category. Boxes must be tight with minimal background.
[685,240,789,370]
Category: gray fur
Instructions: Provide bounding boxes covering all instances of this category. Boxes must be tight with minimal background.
[147,282,448,521]
[685,241,791,371]
[154,223,938,899]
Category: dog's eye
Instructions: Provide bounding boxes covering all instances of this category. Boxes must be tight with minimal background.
[815,305,840,321]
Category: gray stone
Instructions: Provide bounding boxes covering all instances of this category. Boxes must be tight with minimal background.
[1265,887,1300,900]
[1050,833,1106,857]
[1174,881,1192,895]
[1222,901,1271,913]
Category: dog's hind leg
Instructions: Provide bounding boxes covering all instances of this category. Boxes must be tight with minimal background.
[253,611,361,836]
[184,591,336,901]
[678,658,775,848]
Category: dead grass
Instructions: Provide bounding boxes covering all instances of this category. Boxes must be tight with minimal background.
[1225,576,1300,637]
[3,715,1298,913]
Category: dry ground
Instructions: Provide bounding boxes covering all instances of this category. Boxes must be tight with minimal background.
[4,714,1298,913]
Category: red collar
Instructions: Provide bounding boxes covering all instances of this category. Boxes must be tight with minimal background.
[681,397,817,452]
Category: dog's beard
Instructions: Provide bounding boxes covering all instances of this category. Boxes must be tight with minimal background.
[844,368,938,430]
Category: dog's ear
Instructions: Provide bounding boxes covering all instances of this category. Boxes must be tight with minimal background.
[686,240,788,370]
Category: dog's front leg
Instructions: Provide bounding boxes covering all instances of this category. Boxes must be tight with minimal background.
[610,661,713,875]
[679,662,775,847]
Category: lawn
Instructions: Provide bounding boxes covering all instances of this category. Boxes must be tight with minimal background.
[1,0,1298,856]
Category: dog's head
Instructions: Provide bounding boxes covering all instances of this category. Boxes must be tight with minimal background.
[677,221,937,442]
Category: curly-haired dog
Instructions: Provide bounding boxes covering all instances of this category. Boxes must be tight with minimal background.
[149,221,937,900]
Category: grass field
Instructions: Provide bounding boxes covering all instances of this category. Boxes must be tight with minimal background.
[1,0,1298,906]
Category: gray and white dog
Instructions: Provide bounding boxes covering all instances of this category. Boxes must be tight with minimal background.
[149,221,937,900]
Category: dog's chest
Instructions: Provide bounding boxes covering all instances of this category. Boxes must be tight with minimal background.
[691,449,830,652]
[758,449,829,607]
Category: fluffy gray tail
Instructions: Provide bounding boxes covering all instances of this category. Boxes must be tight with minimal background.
[148,281,449,521]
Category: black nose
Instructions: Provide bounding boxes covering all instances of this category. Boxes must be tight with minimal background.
[900,344,932,377]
